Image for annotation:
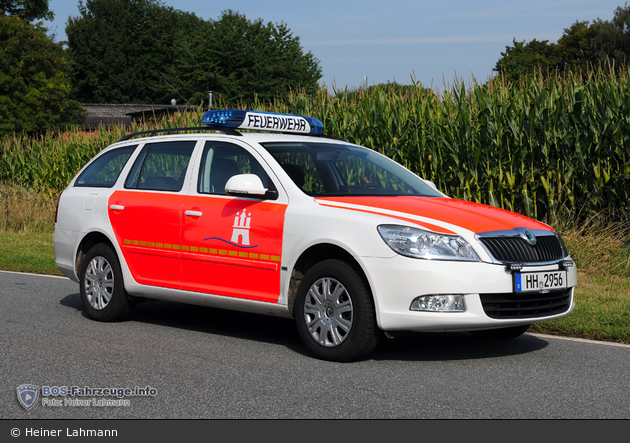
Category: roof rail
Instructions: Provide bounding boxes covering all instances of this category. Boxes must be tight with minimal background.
[118,126,241,141]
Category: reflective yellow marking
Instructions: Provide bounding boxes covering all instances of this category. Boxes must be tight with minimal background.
[122,240,280,265]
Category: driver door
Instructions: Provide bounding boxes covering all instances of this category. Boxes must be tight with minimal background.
[180,141,287,302]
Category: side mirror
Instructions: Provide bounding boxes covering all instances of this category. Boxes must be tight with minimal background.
[423,179,438,191]
[422,178,448,198]
[225,174,267,197]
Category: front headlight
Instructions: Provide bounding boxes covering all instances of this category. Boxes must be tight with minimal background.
[377,225,480,261]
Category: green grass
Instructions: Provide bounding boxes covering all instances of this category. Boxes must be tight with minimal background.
[529,216,630,344]
[530,271,630,343]
[0,231,62,276]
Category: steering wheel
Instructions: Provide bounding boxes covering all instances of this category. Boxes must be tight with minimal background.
[362,183,381,189]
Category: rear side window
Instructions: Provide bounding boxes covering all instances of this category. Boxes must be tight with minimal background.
[75,146,136,188]
[125,141,196,192]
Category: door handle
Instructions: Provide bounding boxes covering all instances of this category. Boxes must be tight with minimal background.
[109,205,125,211]
[185,210,203,217]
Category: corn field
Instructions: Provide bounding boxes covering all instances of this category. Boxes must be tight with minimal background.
[1,69,629,224]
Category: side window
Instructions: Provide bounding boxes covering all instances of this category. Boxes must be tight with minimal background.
[125,141,196,192]
[198,141,274,195]
[75,146,136,188]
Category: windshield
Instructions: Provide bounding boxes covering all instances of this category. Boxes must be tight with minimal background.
[261,141,442,197]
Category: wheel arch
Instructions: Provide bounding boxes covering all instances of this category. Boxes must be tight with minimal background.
[75,231,117,277]
[287,243,373,317]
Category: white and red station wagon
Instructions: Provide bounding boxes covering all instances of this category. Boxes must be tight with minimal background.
[54,110,577,361]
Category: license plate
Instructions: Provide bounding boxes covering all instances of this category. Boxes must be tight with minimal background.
[515,271,567,292]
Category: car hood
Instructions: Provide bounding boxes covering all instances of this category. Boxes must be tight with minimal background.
[315,196,552,235]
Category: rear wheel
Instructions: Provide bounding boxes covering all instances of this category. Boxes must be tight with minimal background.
[80,243,133,322]
[469,324,530,340]
[295,260,379,362]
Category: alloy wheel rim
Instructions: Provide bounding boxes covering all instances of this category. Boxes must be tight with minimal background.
[84,256,114,310]
[303,277,353,347]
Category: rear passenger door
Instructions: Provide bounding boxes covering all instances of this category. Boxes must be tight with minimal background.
[108,140,198,289]
[180,141,287,303]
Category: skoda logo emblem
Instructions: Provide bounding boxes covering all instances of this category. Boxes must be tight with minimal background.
[523,230,537,245]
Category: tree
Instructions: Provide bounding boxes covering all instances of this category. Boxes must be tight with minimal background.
[67,3,323,106]
[595,3,630,68]
[493,38,560,83]
[197,10,322,105]
[341,81,434,102]
[555,20,602,74]
[0,0,53,21]
[0,15,85,137]
[494,4,630,83]
[67,0,204,104]
[495,19,607,83]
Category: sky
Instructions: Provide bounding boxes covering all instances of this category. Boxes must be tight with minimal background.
[41,0,625,92]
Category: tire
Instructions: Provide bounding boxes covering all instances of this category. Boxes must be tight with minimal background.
[469,324,530,340]
[295,259,379,362]
[79,243,133,322]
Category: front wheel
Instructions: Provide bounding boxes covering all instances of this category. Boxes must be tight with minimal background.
[295,260,379,362]
[79,243,133,322]
[469,324,530,340]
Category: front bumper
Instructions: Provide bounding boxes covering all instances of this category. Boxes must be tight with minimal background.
[360,255,577,332]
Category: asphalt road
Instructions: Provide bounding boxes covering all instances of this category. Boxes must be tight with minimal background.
[1,270,629,419]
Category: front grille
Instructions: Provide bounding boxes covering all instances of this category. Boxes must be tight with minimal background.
[479,235,564,263]
[480,289,572,319]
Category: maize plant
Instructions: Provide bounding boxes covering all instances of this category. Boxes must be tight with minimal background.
[1,69,629,225]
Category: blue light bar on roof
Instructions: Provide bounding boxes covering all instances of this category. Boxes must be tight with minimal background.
[201,110,324,135]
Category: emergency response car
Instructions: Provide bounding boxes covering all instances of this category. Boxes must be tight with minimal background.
[54,110,577,362]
